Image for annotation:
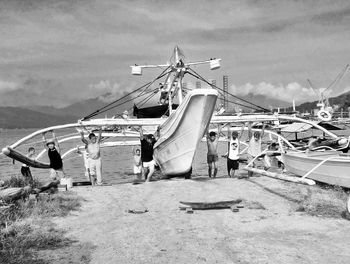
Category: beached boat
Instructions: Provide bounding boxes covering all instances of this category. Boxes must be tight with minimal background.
[153,89,218,175]
[1,46,220,177]
[282,150,350,188]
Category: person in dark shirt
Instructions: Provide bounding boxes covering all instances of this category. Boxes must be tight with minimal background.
[140,128,156,182]
[21,147,35,184]
[43,131,65,180]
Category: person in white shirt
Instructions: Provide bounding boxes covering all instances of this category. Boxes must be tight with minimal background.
[132,146,142,180]
[247,122,266,178]
[80,129,102,185]
[226,125,244,178]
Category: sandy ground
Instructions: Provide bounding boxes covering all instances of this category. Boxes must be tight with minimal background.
[39,174,350,264]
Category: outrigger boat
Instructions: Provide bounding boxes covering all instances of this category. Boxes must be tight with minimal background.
[2,47,350,189]
[1,46,221,177]
[214,115,350,187]
[282,150,350,188]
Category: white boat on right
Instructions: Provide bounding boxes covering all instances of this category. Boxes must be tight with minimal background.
[282,148,350,188]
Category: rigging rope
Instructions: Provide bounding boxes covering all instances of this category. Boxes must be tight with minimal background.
[187,68,271,112]
[82,66,172,120]
[137,88,160,108]
[89,88,159,118]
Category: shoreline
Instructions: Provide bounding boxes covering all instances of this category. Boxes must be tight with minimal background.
[38,175,350,264]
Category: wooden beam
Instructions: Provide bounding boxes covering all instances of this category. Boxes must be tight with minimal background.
[242,167,315,185]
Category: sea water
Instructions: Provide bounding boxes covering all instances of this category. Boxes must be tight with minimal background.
[0,128,227,184]
[1,127,349,184]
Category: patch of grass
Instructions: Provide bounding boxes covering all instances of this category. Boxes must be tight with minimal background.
[296,185,350,219]
[0,176,83,264]
[3,174,41,188]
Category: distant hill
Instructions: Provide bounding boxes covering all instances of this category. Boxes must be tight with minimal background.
[27,92,135,119]
[224,93,290,112]
[2,89,310,129]
[244,93,290,109]
[0,107,78,129]
[290,91,350,113]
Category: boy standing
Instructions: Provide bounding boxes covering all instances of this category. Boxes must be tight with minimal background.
[132,147,142,180]
[80,129,103,185]
[206,125,221,178]
[21,147,35,183]
[43,131,65,180]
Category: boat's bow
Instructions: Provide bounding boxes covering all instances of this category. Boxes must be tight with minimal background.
[153,89,218,176]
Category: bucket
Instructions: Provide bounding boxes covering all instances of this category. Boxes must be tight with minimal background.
[131,66,142,75]
[210,59,220,70]
[60,178,73,189]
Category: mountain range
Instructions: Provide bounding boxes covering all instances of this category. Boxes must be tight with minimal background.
[1,90,349,128]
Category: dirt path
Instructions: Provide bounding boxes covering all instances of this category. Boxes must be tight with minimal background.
[40,176,350,264]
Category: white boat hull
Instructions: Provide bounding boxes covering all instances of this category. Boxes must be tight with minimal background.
[282,151,350,188]
[153,89,218,176]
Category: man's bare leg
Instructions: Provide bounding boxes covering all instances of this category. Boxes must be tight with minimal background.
[213,162,218,178]
[145,165,154,182]
[208,164,212,178]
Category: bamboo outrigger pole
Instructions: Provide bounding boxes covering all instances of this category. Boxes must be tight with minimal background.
[243,150,315,186]
[242,167,316,185]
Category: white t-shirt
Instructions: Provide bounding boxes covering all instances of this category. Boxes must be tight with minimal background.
[228,138,239,160]
[248,137,262,157]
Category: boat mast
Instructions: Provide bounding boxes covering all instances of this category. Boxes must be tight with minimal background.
[130,46,221,116]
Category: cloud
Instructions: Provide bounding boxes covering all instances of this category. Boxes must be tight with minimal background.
[88,80,122,102]
[230,82,317,103]
[0,80,19,92]
[0,76,120,107]
[0,0,350,108]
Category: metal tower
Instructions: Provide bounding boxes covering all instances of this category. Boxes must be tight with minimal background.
[222,75,228,110]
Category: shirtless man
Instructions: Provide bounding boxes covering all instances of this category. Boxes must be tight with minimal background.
[80,128,103,185]
[206,125,222,178]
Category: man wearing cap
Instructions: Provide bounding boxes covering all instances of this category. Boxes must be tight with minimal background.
[43,131,65,180]
[80,128,103,185]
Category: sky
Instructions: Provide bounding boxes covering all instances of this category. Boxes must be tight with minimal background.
[0,0,350,108]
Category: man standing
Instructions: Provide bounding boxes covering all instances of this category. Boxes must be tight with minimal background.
[43,131,65,180]
[140,128,156,182]
[206,125,222,178]
[247,122,265,178]
[21,147,35,184]
[80,128,103,185]
[226,124,244,177]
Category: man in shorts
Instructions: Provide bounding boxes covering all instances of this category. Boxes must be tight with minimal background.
[206,125,222,178]
[80,129,103,185]
[43,131,65,180]
[226,124,245,177]
[140,129,156,182]
[247,122,266,178]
